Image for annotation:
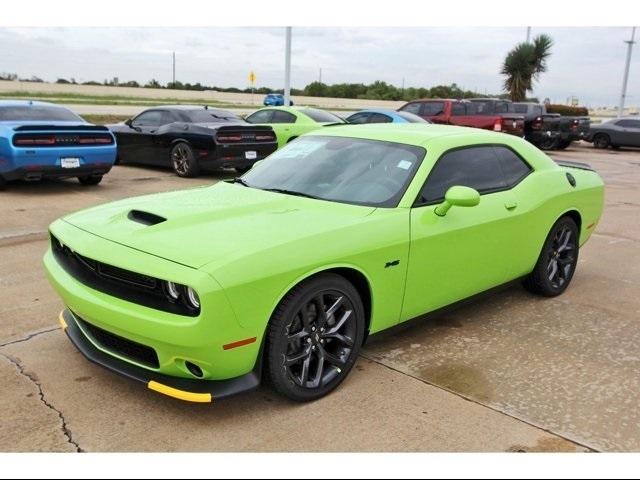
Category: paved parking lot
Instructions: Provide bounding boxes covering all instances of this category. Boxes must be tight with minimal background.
[1,143,638,452]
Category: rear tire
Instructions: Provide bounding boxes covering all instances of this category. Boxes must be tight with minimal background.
[170,142,200,178]
[537,136,559,151]
[77,175,103,186]
[235,166,252,174]
[0,176,6,190]
[593,134,610,149]
[523,216,579,297]
[265,273,365,402]
[556,139,572,150]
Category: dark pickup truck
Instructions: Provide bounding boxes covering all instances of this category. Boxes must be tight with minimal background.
[512,102,590,150]
[399,98,525,136]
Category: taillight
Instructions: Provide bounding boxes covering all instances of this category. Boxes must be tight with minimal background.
[571,119,579,131]
[532,116,543,130]
[78,137,113,144]
[255,134,275,141]
[216,135,243,142]
[14,136,56,146]
[493,118,502,132]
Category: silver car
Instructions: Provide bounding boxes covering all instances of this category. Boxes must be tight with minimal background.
[587,117,640,149]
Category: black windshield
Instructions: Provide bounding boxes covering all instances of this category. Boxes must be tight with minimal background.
[0,105,84,122]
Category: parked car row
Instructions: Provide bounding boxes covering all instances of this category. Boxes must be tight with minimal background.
[1,98,638,189]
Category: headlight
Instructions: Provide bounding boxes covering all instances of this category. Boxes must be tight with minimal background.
[186,287,200,309]
[163,281,200,312]
[165,281,180,300]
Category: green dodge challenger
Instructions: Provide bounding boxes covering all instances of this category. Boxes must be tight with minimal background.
[44,124,604,403]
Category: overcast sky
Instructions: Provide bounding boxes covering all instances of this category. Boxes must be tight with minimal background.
[0,26,636,107]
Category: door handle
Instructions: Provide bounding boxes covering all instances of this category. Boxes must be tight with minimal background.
[504,199,518,210]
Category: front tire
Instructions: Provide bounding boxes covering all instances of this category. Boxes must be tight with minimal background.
[170,142,200,178]
[265,273,365,402]
[556,139,572,150]
[235,166,252,174]
[593,133,610,149]
[77,175,103,186]
[523,216,579,297]
[0,176,6,190]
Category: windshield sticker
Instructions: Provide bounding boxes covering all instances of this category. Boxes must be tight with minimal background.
[396,160,413,170]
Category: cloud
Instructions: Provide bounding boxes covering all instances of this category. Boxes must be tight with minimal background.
[0,26,637,106]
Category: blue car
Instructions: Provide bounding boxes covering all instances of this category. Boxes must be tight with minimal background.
[263,93,294,106]
[345,108,431,124]
[0,100,117,189]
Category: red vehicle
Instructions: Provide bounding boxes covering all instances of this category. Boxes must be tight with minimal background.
[399,98,525,136]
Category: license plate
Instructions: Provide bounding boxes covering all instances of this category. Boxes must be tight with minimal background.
[245,151,257,160]
[61,157,80,169]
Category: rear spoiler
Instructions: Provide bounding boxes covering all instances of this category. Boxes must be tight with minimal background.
[555,160,594,171]
[13,124,110,132]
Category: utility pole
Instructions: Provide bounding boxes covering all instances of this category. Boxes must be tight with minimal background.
[284,27,292,106]
[172,51,176,87]
[526,26,531,43]
[618,26,636,118]
[319,67,322,84]
[401,77,405,97]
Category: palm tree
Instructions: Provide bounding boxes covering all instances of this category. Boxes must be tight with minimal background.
[501,34,553,101]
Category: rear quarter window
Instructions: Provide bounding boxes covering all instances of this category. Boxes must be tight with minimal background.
[300,108,343,123]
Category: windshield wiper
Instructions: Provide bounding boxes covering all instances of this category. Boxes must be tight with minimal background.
[261,188,320,199]
[232,177,252,187]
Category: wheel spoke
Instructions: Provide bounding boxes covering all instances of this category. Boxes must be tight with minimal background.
[325,296,343,317]
[322,331,354,347]
[284,346,311,367]
[322,348,346,368]
[557,256,574,265]
[558,229,572,252]
[325,309,352,335]
[547,259,558,281]
[310,353,325,388]
[314,294,329,329]
[299,355,311,384]
[287,329,309,343]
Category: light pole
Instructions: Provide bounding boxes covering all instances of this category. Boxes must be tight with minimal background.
[618,26,636,118]
[284,27,292,106]
[172,51,176,88]
[526,27,531,43]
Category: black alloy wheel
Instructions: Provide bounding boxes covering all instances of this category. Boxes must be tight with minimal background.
[171,143,200,178]
[265,273,364,402]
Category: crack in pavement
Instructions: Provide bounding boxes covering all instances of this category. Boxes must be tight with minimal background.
[0,352,83,452]
[359,352,598,453]
[0,327,61,348]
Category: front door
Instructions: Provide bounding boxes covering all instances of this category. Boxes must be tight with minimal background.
[401,144,535,320]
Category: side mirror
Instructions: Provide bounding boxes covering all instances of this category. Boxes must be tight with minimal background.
[434,186,480,217]
[124,118,133,127]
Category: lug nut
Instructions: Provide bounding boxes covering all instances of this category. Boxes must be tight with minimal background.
[307,338,312,343]
[312,327,316,332]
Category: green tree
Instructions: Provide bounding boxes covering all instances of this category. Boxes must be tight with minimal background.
[501,34,553,101]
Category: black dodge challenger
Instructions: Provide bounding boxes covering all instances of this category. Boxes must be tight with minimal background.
[108,106,278,177]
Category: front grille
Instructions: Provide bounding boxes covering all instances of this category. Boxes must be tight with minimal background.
[51,234,198,316]
[75,314,159,369]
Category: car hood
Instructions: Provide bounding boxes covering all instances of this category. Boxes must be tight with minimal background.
[62,182,376,269]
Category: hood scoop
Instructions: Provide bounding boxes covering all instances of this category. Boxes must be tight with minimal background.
[127,210,167,226]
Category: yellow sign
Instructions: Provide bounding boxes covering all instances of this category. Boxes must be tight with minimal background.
[248,71,256,85]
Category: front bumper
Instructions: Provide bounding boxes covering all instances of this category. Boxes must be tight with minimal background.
[59,309,261,403]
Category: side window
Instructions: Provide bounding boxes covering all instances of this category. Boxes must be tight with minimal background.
[401,103,422,115]
[132,111,163,127]
[159,111,177,126]
[271,110,297,124]
[346,112,370,124]
[617,119,640,128]
[534,106,543,116]
[495,102,509,114]
[245,110,274,124]
[419,146,506,204]
[493,146,531,186]
[451,102,466,116]
[422,102,445,116]
[368,113,393,123]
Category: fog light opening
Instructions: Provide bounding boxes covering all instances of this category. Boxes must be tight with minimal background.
[185,361,204,378]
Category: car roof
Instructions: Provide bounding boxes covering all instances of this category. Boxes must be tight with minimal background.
[145,105,232,112]
[353,108,401,115]
[0,100,67,107]
[306,123,508,147]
